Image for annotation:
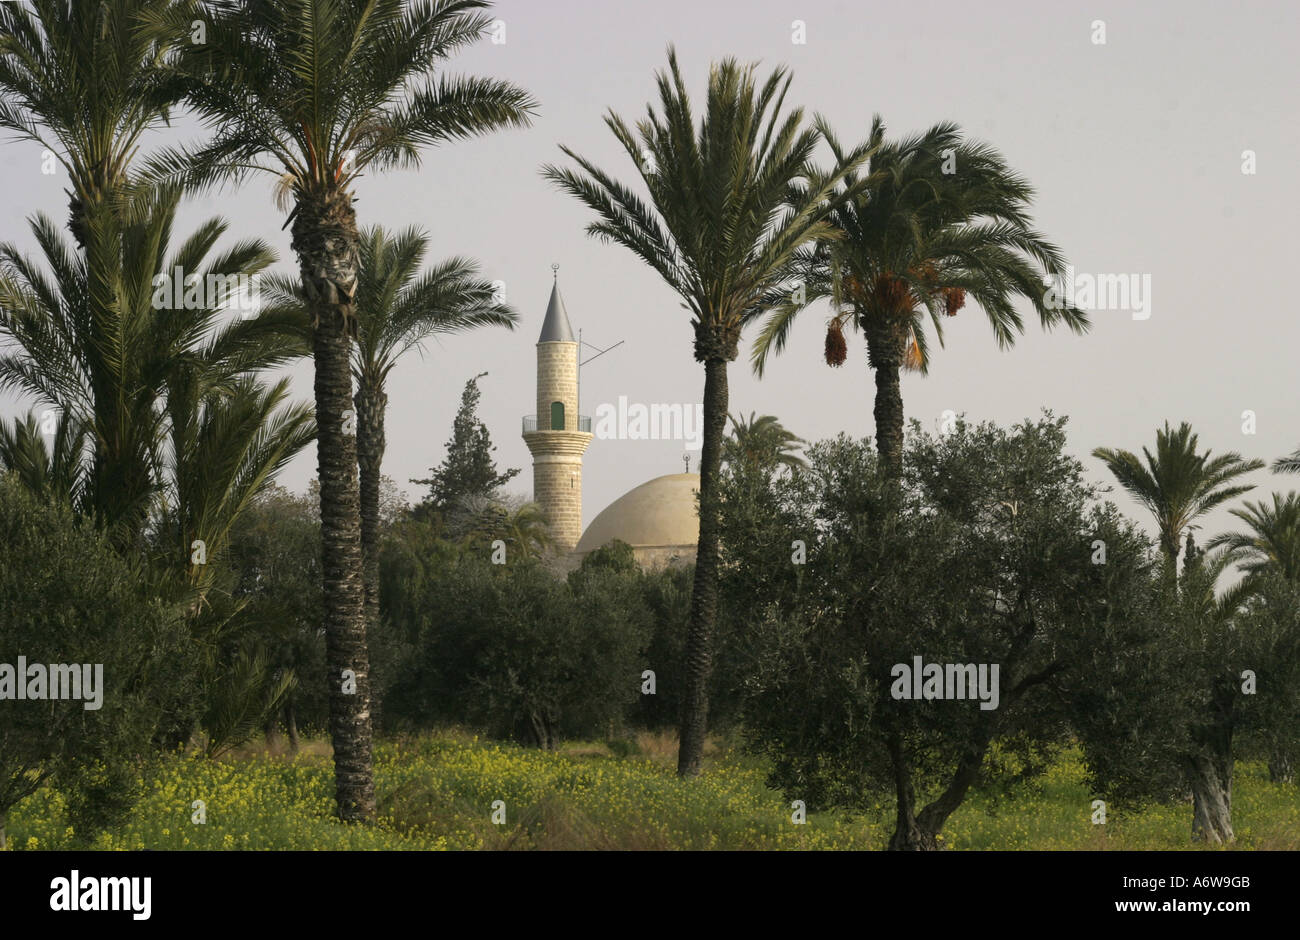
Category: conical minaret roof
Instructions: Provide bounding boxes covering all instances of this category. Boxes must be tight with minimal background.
[538,278,576,343]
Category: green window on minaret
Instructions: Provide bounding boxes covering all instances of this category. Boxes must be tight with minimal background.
[550,401,565,430]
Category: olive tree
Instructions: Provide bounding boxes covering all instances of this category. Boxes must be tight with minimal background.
[738,415,1158,850]
[0,476,190,846]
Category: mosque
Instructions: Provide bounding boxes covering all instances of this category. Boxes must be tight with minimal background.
[521,275,699,570]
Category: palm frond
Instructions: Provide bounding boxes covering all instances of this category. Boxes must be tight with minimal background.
[1094,421,1264,565]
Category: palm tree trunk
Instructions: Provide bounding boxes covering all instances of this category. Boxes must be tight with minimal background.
[353,384,382,621]
[354,383,387,730]
[264,713,281,752]
[291,187,375,822]
[354,385,386,617]
[286,701,300,754]
[866,319,907,477]
[678,346,732,777]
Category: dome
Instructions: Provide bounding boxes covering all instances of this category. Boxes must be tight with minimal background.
[575,473,700,564]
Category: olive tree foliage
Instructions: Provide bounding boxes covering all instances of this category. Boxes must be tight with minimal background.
[376,539,651,748]
[734,414,1160,850]
[1232,574,1300,785]
[712,417,816,731]
[217,477,414,744]
[222,484,326,745]
[0,475,191,847]
[1072,554,1300,841]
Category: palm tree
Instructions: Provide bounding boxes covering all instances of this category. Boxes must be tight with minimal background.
[0,0,187,247]
[498,501,553,561]
[753,118,1087,477]
[0,408,89,509]
[159,373,315,598]
[0,188,303,548]
[1274,448,1300,475]
[542,49,869,776]
[263,225,517,645]
[1207,492,1300,584]
[145,0,536,820]
[724,412,805,472]
[451,494,554,561]
[0,192,315,754]
[1093,421,1264,570]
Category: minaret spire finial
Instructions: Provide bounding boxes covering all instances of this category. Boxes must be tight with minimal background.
[551,262,559,280]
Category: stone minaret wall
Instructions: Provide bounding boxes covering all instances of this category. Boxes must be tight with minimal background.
[535,342,580,430]
[528,435,589,550]
[523,338,592,553]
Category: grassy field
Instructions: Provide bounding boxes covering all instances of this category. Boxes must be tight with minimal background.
[7,731,1298,850]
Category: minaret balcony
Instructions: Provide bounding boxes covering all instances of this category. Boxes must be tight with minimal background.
[523,414,592,433]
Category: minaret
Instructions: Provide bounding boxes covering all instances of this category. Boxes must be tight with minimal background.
[522,269,593,553]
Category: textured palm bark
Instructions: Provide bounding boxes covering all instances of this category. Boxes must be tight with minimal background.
[354,383,387,727]
[264,714,281,750]
[677,325,737,777]
[865,317,908,478]
[291,186,375,822]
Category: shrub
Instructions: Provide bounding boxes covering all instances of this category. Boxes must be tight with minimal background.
[0,474,190,846]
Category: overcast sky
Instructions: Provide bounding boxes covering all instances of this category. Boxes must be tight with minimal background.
[2,0,1297,545]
